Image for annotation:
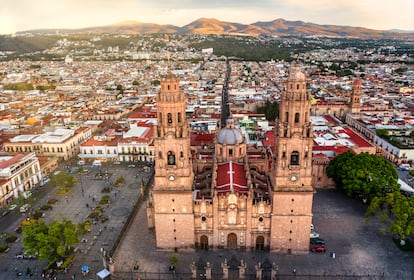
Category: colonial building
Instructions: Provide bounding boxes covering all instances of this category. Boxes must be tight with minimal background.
[0,152,42,207]
[148,63,314,253]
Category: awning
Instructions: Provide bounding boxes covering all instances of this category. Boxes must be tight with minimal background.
[97,269,111,279]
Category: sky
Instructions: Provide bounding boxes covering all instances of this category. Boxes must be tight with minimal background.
[1,0,413,34]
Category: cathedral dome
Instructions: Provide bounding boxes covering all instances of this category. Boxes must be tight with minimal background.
[217,119,244,145]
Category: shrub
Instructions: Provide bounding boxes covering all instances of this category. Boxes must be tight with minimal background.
[0,244,9,253]
[5,233,17,243]
[47,198,58,204]
[56,188,69,195]
[33,211,44,219]
[40,204,53,211]
[87,212,99,220]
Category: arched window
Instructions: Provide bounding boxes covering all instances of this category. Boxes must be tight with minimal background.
[290,151,299,165]
[167,151,176,165]
[295,113,300,123]
[167,113,172,124]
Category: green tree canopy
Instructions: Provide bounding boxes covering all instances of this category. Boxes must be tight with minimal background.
[51,172,77,189]
[367,192,414,241]
[22,219,79,268]
[256,101,279,121]
[326,151,399,200]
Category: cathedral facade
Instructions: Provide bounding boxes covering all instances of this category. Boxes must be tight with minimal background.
[147,63,314,254]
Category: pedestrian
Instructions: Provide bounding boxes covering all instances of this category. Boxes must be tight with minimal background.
[72,273,76,280]
[292,268,297,275]
[86,203,89,208]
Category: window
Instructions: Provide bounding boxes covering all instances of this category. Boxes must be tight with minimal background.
[167,113,172,124]
[295,113,299,123]
[229,149,233,156]
[180,151,183,158]
[167,151,176,165]
[290,151,299,165]
[285,112,289,122]
[167,85,170,90]
[178,112,182,123]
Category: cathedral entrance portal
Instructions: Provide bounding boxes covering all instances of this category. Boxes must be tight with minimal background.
[256,236,265,251]
[227,233,237,250]
[200,235,208,250]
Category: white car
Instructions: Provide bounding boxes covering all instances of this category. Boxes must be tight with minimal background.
[310,230,320,239]
[8,204,17,211]
[23,190,32,199]
[20,204,30,213]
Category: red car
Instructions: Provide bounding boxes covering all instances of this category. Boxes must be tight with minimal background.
[311,245,326,252]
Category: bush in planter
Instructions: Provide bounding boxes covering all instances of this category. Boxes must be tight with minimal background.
[5,233,18,243]
[47,198,58,204]
[33,211,44,219]
[0,243,9,253]
[40,204,52,211]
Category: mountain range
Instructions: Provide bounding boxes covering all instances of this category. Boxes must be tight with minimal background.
[18,18,413,39]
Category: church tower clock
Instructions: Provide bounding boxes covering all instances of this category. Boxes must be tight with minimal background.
[269,63,314,253]
[152,72,194,251]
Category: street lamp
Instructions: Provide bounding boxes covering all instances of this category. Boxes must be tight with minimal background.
[78,161,85,197]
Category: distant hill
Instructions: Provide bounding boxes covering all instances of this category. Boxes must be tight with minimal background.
[17,18,414,39]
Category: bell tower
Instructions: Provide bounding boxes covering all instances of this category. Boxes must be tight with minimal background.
[152,72,194,251]
[350,78,362,115]
[269,63,314,253]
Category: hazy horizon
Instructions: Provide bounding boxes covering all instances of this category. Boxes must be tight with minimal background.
[1,0,414,35]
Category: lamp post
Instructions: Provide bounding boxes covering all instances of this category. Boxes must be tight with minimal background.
[78,161,85,197]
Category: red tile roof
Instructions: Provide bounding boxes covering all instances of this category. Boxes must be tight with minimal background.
[342,127,372,148]
[216,161,249,194]
[190,133,215,146]
[0,154,25,169]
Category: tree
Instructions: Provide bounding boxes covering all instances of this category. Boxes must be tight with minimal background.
[22,219,79,268]
[326,152,399,200]
[366,192,414,242]
[151,80,160,86]
[256,101,279,121]
[51,172,77,189]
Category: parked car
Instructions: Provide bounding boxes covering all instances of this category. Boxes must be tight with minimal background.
[23,190,32,199]
[310,230,320,239]
[19,203,30,213]
[8,204,17,211]
[1,210,11,217]
[310,237,325,245]
[311,245,326,252]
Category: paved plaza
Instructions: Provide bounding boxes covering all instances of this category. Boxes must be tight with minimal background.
[112,188,414,280]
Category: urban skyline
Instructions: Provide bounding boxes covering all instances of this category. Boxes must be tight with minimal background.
[1,0,414,35]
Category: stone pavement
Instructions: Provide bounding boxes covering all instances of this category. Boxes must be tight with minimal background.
[112,188,414,280]
[0,162,152,280]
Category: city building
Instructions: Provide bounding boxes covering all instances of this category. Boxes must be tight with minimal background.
[0,152,42,207]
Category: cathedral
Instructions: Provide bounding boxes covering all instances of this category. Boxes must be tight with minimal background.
[147,63,314,254]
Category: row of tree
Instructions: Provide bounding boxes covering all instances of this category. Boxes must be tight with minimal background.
[327,152,414,242]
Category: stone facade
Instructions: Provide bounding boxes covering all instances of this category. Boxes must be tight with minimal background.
[148,63,314,253]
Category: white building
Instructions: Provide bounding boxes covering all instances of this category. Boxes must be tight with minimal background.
[0,153,42,207]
